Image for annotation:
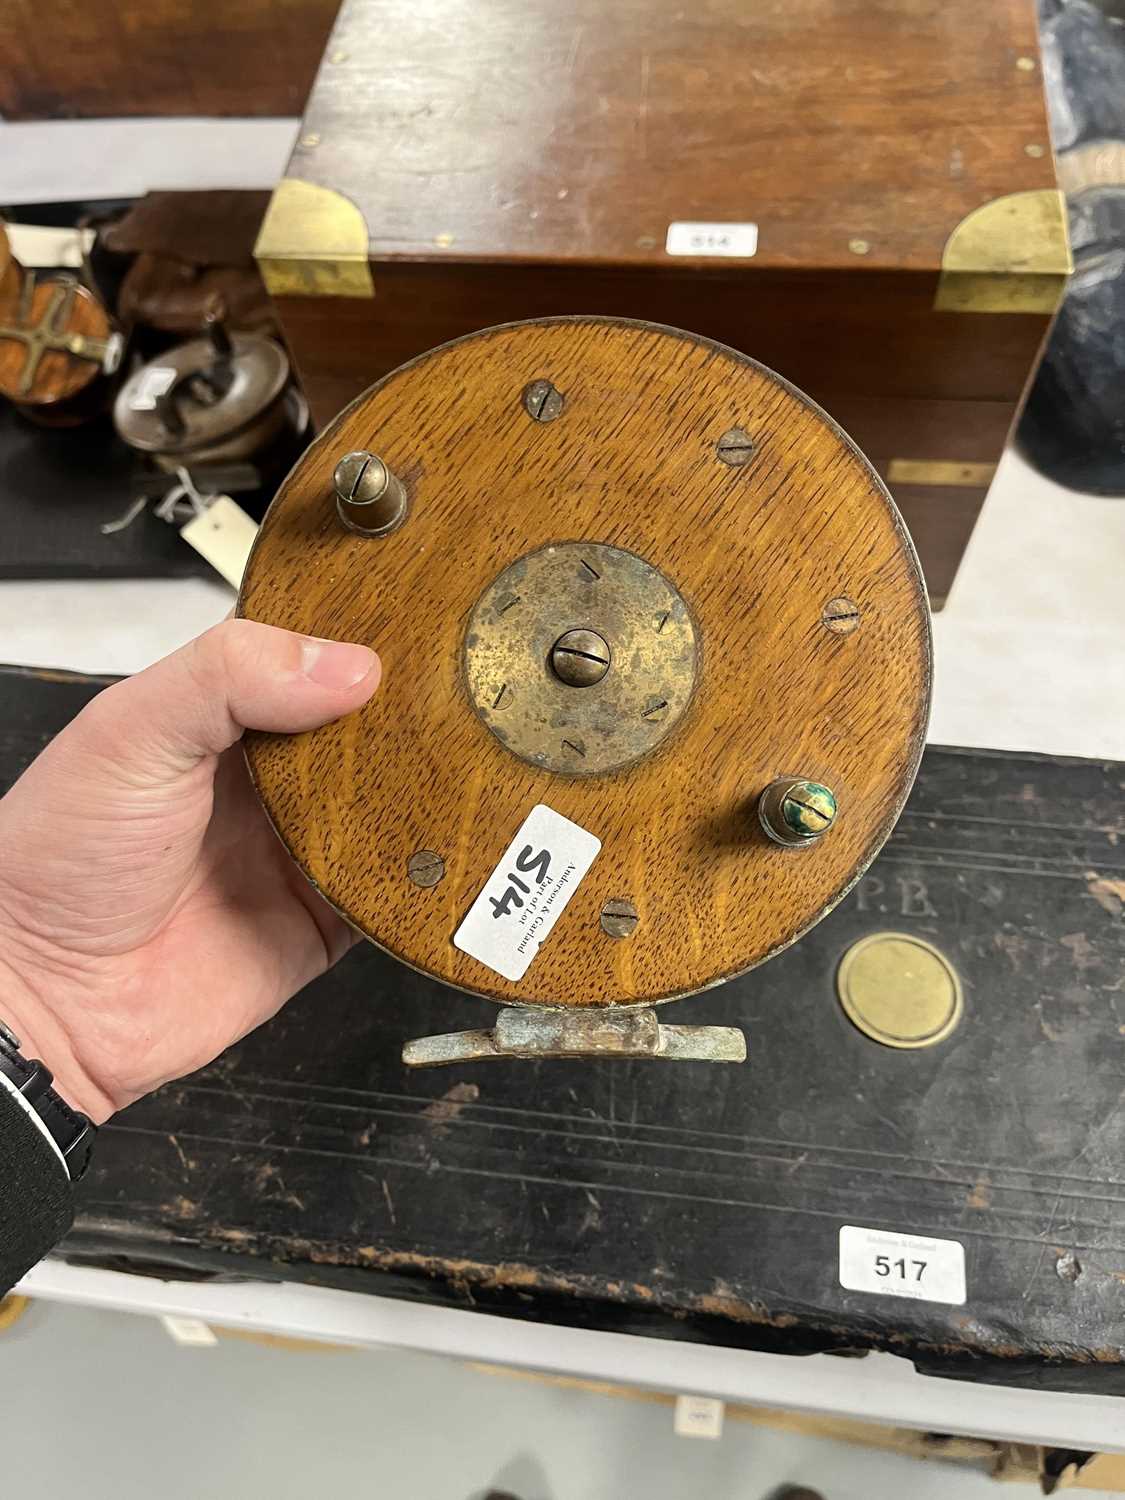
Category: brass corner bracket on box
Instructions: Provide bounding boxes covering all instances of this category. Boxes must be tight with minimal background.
[936,189,1071,314]
[255,178,375,299]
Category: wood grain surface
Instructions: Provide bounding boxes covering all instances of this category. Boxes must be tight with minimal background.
[0,0,340,118]
[275,266,1053,419]
[240,317,931,1010]
[291,0,1054,273]
[0,280,111,407]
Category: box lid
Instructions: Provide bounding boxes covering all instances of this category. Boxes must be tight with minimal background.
[257,0,1069,303]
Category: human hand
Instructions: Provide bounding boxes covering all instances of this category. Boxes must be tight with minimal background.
[0,620,381,1123]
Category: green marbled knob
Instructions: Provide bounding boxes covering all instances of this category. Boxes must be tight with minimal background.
[758,778,838,847]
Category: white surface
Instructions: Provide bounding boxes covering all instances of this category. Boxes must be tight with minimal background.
[0,577,232,675]
[13,1298,1120,1500]
[929,448,1125,758]
[17,1260,1125,1452]
[0,118,298,202]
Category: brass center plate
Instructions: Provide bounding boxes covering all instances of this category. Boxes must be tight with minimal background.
[837,932,963,1049]
[463,541,698,777]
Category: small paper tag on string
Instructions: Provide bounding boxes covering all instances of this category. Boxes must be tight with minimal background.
[180,496,259,589]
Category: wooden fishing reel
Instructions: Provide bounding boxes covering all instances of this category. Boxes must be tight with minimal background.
[114,312,293,472]
[0,223,123,426]
[239,317,931,1066]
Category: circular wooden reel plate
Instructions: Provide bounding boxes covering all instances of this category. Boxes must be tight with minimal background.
[0,279,113,409]
[240,317,931,1011]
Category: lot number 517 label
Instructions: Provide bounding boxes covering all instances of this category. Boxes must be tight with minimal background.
[838,1225,966,1306]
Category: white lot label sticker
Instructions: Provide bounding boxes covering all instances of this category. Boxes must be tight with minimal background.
[454,804,601,982]
[129,365,177,411]
[665,221,759,258]
[839,1225,966,1306]
[673,1394,725,1440]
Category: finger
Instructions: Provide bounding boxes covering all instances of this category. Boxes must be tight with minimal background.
[77,618,381,779]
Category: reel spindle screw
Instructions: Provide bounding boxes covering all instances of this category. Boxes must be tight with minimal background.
[550,629,611,687]
[335,449,407,535]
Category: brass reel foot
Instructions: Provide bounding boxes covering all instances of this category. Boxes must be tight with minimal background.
[402,1006,747,1067]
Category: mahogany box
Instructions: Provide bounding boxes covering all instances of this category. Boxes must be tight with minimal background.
[255,0,1070,606]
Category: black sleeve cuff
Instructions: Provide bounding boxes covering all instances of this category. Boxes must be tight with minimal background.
[0,1080,74,1293]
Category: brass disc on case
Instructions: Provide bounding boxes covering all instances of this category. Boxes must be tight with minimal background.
[464,541,697,776]
[837,933,963,1049]
[239,317,931,1012]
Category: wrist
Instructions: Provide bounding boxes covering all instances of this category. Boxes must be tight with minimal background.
[0,951,115,1125]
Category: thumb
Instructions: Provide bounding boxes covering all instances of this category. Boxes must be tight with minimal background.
[78,618,381,779]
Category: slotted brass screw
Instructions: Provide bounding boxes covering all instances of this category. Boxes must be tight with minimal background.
[822,596,861,635]
[600,899,639,938]
[523,379,564,422]
[716,427,755,466]
[407,850,445,888]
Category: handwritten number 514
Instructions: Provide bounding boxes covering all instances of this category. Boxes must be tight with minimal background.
[490,845,551,918]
